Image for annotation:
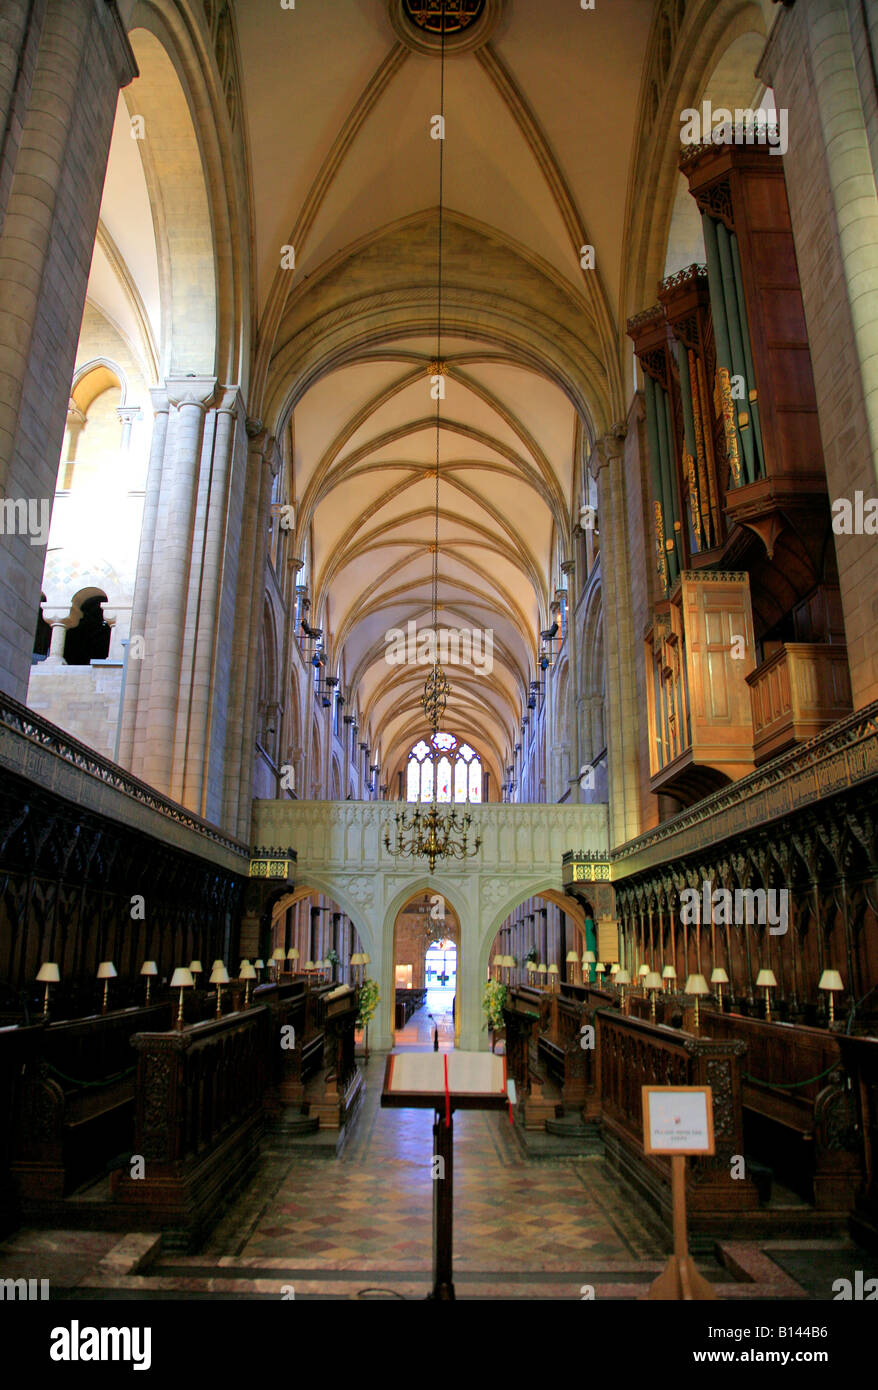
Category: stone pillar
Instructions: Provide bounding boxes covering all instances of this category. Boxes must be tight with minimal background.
[40,606,72,665]
[116,405,142,452]
[592,424,640,848]
[222,421,277,838]
[560,557,580,799]
[136,378,217,792]
[0,0,136,700]
[759,0,878,705]
[175,388,245,817]
[100,605,130,662]
[118,387,169,767]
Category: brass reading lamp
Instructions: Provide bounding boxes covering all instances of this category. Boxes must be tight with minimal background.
[710,966,728,1009]
[240,961,256,1008]
[756,968,777,1022]
[210,962,229,1017]
[37,962,60,1019]
[684,973,709,1033]
[97,961,117,1013]
[644,971,663,1021]
[140,960,157,1005]
[818,969,843,1025]
[170,966,194,1027]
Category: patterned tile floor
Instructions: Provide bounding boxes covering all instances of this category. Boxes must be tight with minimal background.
[2,1009,873,1298]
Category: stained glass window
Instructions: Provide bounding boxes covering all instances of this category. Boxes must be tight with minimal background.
[405,732,483,803]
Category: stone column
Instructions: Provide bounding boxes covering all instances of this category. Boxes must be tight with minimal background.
[222,421,277,838]
[759,1,878,706]
[137,377,217,793]
[100,606,130,662]
[118,387,169,767]
[0,0,136,700]
[175,388,245,816]
[116,405,142,452]
[561,557,580,799]
[40,606,72,665]
[592,424,640,848]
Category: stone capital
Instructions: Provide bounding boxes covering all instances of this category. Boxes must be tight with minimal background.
[165,376,218,411]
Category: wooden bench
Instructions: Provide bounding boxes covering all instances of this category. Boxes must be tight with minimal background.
[9,1002,172,1199]
[699,1009,864,1209]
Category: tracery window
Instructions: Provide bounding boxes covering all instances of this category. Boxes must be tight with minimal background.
[406,732,482,804]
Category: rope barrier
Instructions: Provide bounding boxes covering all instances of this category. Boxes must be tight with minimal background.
[44,1062,135,1089]
[742,1063,838,1090]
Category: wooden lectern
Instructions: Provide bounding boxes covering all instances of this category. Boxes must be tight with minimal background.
[381,1051,510,1300]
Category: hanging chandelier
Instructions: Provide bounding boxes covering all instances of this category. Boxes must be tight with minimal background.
[385,802,479,874]
[384,3,481,876]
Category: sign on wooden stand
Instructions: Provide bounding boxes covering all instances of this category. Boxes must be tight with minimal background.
[642,1085,717,1301]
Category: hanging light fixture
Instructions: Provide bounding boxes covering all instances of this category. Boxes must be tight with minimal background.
[385,2,480,876]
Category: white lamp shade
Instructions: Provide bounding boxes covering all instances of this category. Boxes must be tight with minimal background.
[615,969,631,985]
[584,951,596,963]
[140,961,158,977]
[255,959,265,969]
[684,973,709,995]
[189,960,203,973]
[350,953,364,966]
[547,963,560,975]
[818,970,843,992]
[96,961,117,980]
[595,963,605,974]
[240,959,253,970]
[209,964,230,985]
[37,962,60,983]
[170,967,194,988]
[756,969,777,988]
[566,951,579,963]
[240,963,256,980]
[537,962,547,974]
[212,959,224,969]
[662,965,677,980]
[271,949,284,963]
[610,963,620,975]
[304,960,315,970]
[362,954,371,965]
[638,964,650,978]
[287,948,299,960]
[710,968,729,985]
[644,972,663,990]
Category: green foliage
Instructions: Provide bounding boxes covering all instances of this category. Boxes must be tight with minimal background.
[524,945,538,965]
[481,978,506,1031]
[357,977,379,1027]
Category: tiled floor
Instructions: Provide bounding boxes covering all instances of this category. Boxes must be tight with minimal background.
[2,1010,874,1299]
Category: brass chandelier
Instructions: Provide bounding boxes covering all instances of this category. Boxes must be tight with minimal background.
[384,4,481,876]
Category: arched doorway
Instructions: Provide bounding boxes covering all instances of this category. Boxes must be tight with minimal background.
[392,891,460,1049]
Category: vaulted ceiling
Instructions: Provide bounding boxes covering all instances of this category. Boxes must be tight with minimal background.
[86,0,771,787]
[233,0,654,779]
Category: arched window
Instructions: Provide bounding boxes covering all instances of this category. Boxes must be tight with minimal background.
[64,593,110,666]
[406,733,482,804]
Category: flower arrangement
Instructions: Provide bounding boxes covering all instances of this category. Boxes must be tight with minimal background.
[357,977,380,1028]
[481,978,506,1031]
[326,948,340,966]
[524,945,538,965]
